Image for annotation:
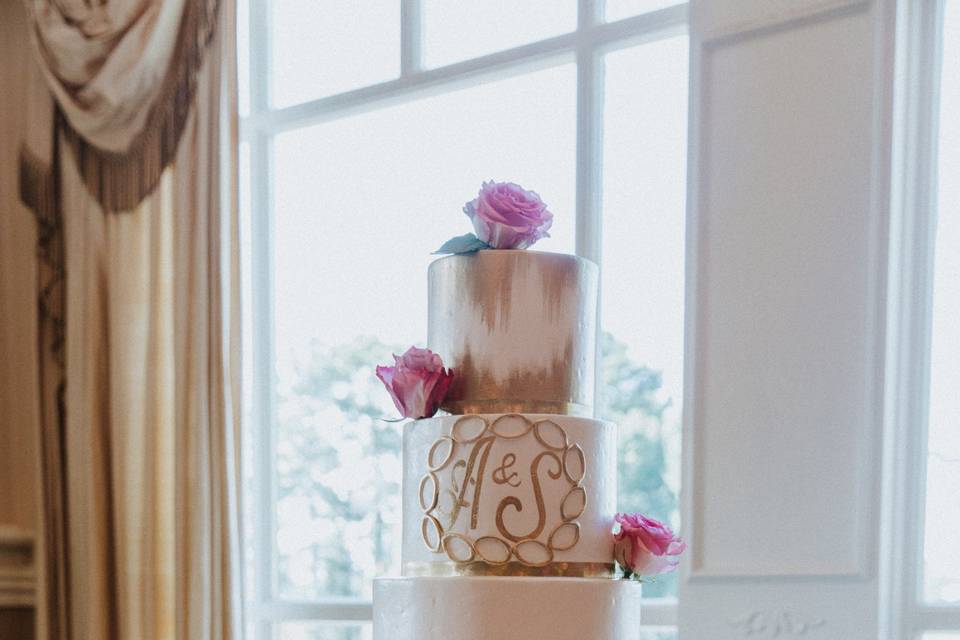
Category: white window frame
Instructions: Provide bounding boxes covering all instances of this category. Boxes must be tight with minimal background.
[884,0,960,637]
[241,1,688,636]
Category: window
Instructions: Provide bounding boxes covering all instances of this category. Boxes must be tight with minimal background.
[890,0,960,637]
[239,2,689,638]
[923,0,960,612]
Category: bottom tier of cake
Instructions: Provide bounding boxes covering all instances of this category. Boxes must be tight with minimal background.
[372,576,642,640]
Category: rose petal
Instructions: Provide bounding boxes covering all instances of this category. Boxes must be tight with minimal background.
[612,512,685,577]
[375,365,405,416]
[376,349,454,419]
[463,181,552,249]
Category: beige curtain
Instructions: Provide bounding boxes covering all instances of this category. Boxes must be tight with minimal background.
[18,2,244,639]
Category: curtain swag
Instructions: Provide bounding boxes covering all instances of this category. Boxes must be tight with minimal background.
[19,0,222,216]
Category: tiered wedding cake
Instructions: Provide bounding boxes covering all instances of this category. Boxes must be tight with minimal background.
[371,182,682,640]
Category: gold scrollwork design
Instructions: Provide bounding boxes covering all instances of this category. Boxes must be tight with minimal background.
[546,521,581,552]
[512,539,554,567]
[420,414,590,569]
[490,414,535,439]
[560,486,587,522]
[495,450,561,542]
[427,436,455,471]
[441,533,477,563]
[562,443,586,484]
[474,536,512,565]
[533,419,569,451]
[451,415,489,443]
[491,453,522,487]
[421,514,444,553]
[418,472,439,512]
[434,488,458,522]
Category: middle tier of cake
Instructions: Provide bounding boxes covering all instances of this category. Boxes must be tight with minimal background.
[402,413,616,577]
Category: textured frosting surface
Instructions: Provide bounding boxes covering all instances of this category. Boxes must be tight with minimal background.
[373,577,642,640]
[428,250,598,415]
[402,414,616,575]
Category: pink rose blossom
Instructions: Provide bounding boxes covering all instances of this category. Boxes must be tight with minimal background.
[376,347,454,419]
[463,180,553,249]
[613,512,686,578]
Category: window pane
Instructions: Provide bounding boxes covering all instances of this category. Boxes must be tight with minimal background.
[422,0,576,68]
[605,0,685,22]
[274,622,372,640]
[270,0,400,108]
[924,0,960,606]
[270,64,576,600]
[239,140,259,614]
[601,36,688,599]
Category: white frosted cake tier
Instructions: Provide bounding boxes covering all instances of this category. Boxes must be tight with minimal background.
[373,576,642,640]
[428,250,598,416]
[402,413,616,577]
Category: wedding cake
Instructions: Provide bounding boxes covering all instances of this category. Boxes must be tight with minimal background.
[371,182,683,640]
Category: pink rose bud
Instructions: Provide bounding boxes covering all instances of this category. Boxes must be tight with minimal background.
[613,512,686,578]
[376,347,454,419]
[463,180,553,249]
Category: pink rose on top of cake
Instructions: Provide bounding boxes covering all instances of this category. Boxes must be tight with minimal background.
[463,180,553,250]
[376,347,454,419]
[613,512,686,579]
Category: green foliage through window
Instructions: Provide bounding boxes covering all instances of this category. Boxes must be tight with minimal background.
[272,332,680,602]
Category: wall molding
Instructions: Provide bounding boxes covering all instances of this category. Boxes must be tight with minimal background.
[729,609,827,637]
[683,0,888,581]
[879,0,948,636]
[0,527,35,608]
[697,0,871,46]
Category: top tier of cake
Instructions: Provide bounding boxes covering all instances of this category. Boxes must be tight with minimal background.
[428,250,599,416]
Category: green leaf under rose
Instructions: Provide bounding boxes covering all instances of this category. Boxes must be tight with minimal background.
[432,232,491,255]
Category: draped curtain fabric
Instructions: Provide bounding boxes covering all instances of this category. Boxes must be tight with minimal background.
[18,1,243,638]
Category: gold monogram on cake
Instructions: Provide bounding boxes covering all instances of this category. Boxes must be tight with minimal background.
[419,414,587,567]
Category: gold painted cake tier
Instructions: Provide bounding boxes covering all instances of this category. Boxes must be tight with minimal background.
[428,250,599,416]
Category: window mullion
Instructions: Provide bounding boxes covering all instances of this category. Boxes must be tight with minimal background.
[581,0,603,27]
[882,0,948,636]
[261,600,373,623]
[247,1,276,635]
[574,46,603,266]
[911,605,960,635]
[401,0,423,76]
[250,127,277,638]
[249,0,271,114]
[576,0,605,411]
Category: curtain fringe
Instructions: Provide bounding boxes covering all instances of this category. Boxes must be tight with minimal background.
[21,118,72,639]
[58,0,221,213]
[19,139,65,368]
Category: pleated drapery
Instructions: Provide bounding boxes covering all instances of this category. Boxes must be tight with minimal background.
[16,1,244,638]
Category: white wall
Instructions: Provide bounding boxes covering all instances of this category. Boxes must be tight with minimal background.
[0,4,42,627]
[679,0,895,638]
[0,0,41,535]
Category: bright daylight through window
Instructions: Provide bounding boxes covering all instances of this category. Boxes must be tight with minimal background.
[239,2,688,639]
[924,0,960,610]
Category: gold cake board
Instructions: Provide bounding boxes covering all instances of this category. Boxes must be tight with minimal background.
[403,561,616,578]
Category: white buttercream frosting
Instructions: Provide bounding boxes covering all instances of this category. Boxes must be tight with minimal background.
[373,576,642,640]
